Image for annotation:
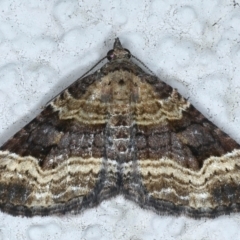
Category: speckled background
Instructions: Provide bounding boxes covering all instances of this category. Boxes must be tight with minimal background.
[0,0,240,239]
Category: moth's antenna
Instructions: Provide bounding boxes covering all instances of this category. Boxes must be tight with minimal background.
[46,56,107,106]
[79,56,107,79]
[132,54,155,76]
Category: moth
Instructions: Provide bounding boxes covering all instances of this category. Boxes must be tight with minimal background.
[0,38,239,218]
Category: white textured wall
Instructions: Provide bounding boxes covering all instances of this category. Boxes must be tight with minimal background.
[0,0,240,239]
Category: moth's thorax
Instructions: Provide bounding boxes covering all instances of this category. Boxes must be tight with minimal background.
[102,71,138,104]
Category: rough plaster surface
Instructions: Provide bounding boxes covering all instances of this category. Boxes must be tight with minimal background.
[0,0,240,239]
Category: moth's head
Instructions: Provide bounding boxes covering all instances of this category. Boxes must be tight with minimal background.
[107,38,131,61]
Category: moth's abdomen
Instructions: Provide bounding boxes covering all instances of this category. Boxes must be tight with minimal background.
[106,114,135,163]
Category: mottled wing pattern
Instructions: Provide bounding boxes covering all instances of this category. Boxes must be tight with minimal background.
[0,70,119,216]
[121,71,240,218]
[0,38,240,218]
